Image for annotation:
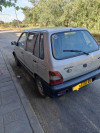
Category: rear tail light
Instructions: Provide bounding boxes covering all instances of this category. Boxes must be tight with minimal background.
[49,71,63,85]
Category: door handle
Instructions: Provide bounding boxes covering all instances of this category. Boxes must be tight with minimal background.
[33,59,37,63]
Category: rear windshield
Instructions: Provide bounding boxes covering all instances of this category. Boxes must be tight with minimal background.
[51,30,99,59]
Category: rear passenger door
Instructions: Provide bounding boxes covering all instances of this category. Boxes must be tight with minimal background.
[24,32,39,73]
[37,33,48,81]
[33,33,48,82]
[24,32,48,81]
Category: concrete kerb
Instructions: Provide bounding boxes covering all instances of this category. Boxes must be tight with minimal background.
[1,50,44,133]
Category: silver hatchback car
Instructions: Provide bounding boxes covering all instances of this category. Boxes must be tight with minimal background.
[11,27,100,97]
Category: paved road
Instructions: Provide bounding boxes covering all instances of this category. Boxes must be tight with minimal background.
[0,31,100,133]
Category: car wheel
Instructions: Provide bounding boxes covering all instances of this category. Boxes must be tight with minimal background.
[36,76,46,98]
[14,55,21,66]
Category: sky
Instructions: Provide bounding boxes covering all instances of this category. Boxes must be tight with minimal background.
[0,0,33,22]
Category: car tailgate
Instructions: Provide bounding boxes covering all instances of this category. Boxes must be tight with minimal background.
[53,50,100,82]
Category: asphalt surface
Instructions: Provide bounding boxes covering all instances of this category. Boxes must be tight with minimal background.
[0,30,100,133]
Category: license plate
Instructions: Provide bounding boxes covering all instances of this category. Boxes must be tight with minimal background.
[72,78,92,91]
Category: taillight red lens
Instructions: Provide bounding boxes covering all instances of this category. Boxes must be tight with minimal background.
[49,71,63,85]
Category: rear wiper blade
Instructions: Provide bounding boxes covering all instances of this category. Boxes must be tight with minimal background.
[63,50,89,55]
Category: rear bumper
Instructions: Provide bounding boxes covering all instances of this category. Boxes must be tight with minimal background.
[42,69,100,97]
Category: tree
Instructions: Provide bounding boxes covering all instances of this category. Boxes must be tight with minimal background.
[22,7,33,24]
[0,0,19,11]
[23,0,65,26]
[22,0,100,31]
[11,19,22,27]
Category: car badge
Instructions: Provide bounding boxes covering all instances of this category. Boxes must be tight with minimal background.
[64,66,73,73]
[66,69,72,73]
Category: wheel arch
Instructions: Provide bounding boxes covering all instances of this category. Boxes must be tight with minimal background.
[13,51,16,57]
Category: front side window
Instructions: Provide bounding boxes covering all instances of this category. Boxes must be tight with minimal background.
[18,33,27,48]
[51,30,99,59]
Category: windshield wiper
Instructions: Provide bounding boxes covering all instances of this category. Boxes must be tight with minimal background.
[63,50,89,55]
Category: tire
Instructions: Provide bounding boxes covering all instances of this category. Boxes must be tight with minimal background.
[14,55,21,66]
[36,76,46,98]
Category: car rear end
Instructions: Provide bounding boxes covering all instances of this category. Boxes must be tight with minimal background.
[43,28,100,97]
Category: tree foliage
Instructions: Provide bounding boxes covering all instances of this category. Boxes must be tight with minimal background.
[23,0,100,30]
[11,19,22,27]
[0,0,19,11]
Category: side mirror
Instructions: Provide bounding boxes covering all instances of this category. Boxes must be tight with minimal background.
[11,41,17,45]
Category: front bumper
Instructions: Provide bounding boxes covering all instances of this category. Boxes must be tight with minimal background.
[42,69,100,97]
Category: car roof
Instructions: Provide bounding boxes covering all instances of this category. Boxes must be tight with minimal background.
[23,27,87,34]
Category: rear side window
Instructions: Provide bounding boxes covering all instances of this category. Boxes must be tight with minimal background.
[26,33,38,53]
[39,34,44,59]
[33,35,39,57]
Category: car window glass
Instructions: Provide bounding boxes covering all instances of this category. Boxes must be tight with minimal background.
[28,34,34,40]
[18,33,27,48]
[52,31,98,59]
[39,34,44,59]
[26,34,37,53]
[34,35,39,57]
[82,31,91,45]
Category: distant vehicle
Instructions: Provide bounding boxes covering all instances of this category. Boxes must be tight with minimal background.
[11,27,100,97]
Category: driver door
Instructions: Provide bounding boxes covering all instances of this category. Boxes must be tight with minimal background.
[15,32,27,64]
